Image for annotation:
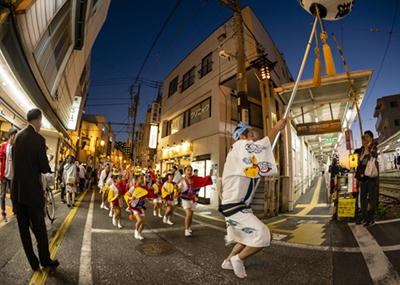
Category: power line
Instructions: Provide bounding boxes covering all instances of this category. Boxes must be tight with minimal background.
[361,0,399,111]
[144,0,211,78]
[86,103,130,107]
[133,0,182,87]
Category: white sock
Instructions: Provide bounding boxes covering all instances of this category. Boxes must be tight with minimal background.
[221,259,233,270]
[231,254,247,278]
[185,229,191,236]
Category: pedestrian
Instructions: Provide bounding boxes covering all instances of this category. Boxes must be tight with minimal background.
[161,171,180,225]
[58,157,68,204]
[104,167,116,218]
[99,162,112,210]
[77,162,86,192]
[0,127,17,222]
[220,119,286,278]
[125,171,155,240]
[397,153,400,170]
[328,158,341,204]
[62,155,78,208]
[193,169,198,177]
[181,165,213,236]
[108,169,127,229]
[85,166,93,190]
[153,176,164,218]
[148,166,156,185]
[356,131,378,227]
[11,108,59,270]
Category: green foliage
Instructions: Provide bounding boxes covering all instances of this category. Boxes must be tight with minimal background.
[375,205,387,220]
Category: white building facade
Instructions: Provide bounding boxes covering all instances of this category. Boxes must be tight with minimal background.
[0,0,110,169]
[158,6,293,207]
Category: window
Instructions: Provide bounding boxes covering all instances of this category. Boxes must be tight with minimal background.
[34,1,72,95]
[390,101,399,108]
[168,76,178,97]
[395,119,400,126]
[182,67,195,91]
[249,102,263,129]
[171,113,184,134]
[201,53,212,77]
[231,95,238,121]
[189,98,211,126]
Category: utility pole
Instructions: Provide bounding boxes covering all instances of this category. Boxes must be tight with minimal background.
[219,0,249,124]
[129,85,140,161]
[156,81,163,102]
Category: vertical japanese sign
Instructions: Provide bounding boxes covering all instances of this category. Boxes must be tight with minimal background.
[345,129,354,150]
[150,102,160,125]
[149,125,158,149]
[68,96,82,130]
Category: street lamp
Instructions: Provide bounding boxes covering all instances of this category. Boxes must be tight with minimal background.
[119,156,122,160]
[100,140,105,146]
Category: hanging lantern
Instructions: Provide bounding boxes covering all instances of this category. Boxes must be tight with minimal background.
[298,0,355,21]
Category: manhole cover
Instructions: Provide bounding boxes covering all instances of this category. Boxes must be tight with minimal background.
[135,241,176,256]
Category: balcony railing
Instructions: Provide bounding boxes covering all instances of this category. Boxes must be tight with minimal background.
[375,112,387,132]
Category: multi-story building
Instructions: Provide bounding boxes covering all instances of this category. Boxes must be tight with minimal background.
[77,114,114,167]
[374,94,400,143]
[0,0,111,170]
[157,6,293,207]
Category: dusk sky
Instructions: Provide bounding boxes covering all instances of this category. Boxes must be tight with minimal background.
[87,0,400,165]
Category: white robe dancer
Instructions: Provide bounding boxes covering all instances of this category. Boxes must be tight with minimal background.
[222,136,277,247]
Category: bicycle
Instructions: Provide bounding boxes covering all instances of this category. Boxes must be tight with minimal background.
[43,172,56,222]
[44,186,55,222]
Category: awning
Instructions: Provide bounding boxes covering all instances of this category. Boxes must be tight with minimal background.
[274,70,373,158]
[377,130,400,153]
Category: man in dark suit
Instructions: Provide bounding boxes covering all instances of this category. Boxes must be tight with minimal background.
[11,108,59,270]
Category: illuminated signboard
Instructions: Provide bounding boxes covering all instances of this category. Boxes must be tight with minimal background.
[149,125,158,149]
[68,96,82,130]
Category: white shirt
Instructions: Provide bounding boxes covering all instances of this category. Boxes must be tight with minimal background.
[4,142,13,180]
[222,137,277,206]
[78,165,86,178]
[98,169,112,187]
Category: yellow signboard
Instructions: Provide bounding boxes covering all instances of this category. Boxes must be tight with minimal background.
[349,154,358,168]
[338,198,356,218]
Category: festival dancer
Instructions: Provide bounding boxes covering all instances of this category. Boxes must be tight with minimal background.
[220,120,287,278]
[108,169,127,229]
[104,167,117,218]
[181,165,213,236]
[161,171,180,225]
[98,162,112,210]
[153,176,164,218]
[125,172,155,240]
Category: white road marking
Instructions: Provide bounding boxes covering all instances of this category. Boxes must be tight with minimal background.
[173,212,226,232]
[92,224,209,235]
[79,190,95,285]
[349,224,400,284]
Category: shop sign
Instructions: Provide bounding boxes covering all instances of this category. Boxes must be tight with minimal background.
[150,102,160,125]
[338,198,356,218]
[296,120,341,136]
[345,129,354,150]
[68,96,82,130]
[347,173,358,193]
[149,125,158,149]
[189,98,210,125]
[349,154,358,168]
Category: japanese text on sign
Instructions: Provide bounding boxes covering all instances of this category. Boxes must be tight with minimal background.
[338,198,356,217]
[68,96,82,130]
[150,102,160,125]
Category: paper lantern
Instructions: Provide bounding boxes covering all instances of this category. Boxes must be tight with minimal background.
[298,0,355,20]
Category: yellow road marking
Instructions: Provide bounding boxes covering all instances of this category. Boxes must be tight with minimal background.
[292,178,322,216]
[29,190,88,285]
[287,224,326,245]
[296,203,327,208]
[284,214,331,218]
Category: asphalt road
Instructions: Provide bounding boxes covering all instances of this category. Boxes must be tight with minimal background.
[0,186,399,285]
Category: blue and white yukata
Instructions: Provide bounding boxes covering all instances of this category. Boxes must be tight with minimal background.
[222,136,277,247]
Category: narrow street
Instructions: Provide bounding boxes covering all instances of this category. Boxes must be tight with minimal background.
[1,181,400,285]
